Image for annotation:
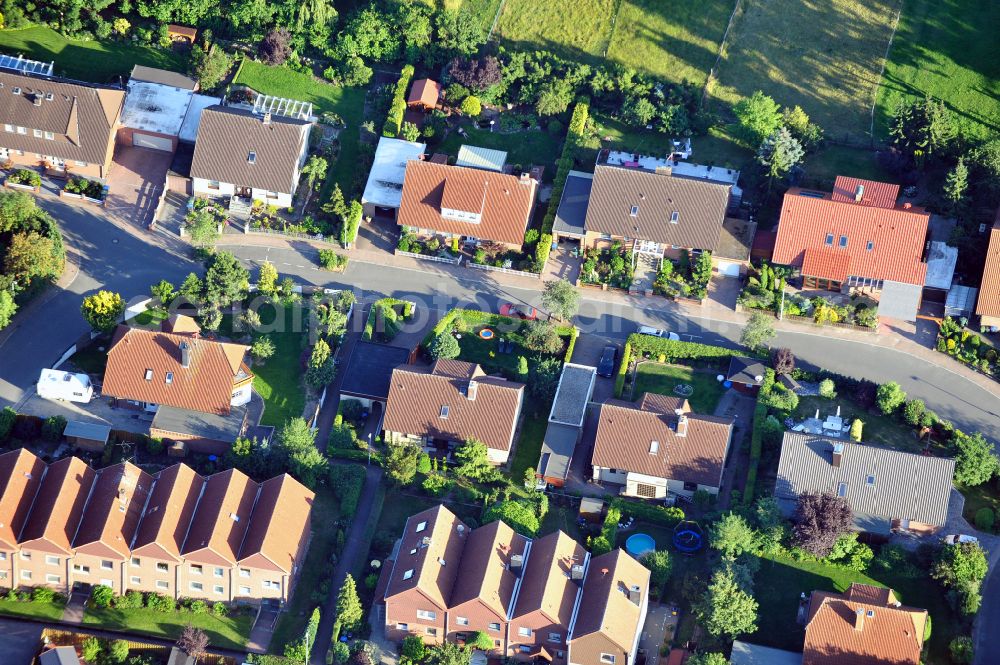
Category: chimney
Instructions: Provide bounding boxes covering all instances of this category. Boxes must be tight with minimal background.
[902,202,912,209]
[510,554,524,576]
[854,184,864,202]
[673,408,688,438]
[831,442,844,468]
[570,564,585,581]
[33,94,42,107]
[854,607,865,631]
[628,585,642,606]
[263,112,272,125]
[466,380,478,401]
[180,341,191,369]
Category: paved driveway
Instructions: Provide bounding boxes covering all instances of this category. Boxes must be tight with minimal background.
[0,618,44,665]
[105,144,172,228]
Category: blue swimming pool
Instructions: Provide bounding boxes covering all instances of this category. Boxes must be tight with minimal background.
[625,533,656,557]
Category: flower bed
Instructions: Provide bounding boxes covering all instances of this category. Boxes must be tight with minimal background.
[60,176,106,205]
[936,316,997,378]
[5,168,41,191]
[470,235,539,273]
[652,249,712,299]
[249,201,332,237]
[398,232,461,259]
[580,242,633,289]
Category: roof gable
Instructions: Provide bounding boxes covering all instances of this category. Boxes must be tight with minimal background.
[571,550,649,652]
[513,530,586,625]
[0,448,46,550]
[449,520,526,619]
[238,474,315,574]
[181,468,258,565]
[132,463,204,560]
[73,462,153,558]
[384,505,468,608]
[20,457,95,553]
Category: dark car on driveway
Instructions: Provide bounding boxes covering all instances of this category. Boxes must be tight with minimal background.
[500,302,538,320]
[597,345,617,377]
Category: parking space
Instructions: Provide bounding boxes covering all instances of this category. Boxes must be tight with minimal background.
[105,144,173,228]
[18,391,153,435]
[571,333,618,403]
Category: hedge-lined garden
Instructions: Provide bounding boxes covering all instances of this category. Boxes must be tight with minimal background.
[362,298,415,342]
[383,65,415,138]
[615,334,755,397]
[537,99,589,268]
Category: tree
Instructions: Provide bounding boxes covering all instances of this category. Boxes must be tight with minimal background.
[81,637,103,662]
[793,492,853,556]
[624,97,657,126]
[0,290,17,330]
[150,279,175,307]
[460,95,482,117]
[527,356,562,405]
[178,273,203,304]
[189,44,232,91]
[950,636,974,664]
[400,121,421,142]
[401,636,427,665]
[522,320,563,354]
[733,91,782,147]
[818,378,837,399]
[257,261,278,296]
[448,56,501,92]
[454,439,499,482]
[204,251,249,307]
[641,550,673,588]
[536,79,574,117]
[435,10,484,57]
[694,567,759,638]
[278,418,326,488]
[740,311,775,351]
[757,127,804,186]
[176,625,209,661]
[686,654,728,665]
[709,513,757,560]
[483,500,540,536]
[902,398,925,425]
[0,406,15,441]
[329,55,373,86]
[889,96,956,164]
[81,290,125,333]
[771,348,795,375]
[335,7,401,62]
[542,278,580,321]
[297,0,338,51]
[933,541,988,616]
[427,642,472,665]
[109,639,130,664]
[385,442,420,485]
[876,381,907,415]
[952,431,999,486]
[323,184,348,220]
[943,157,969,214]
[5,231,59,284]
[258,27,292,65]
[468,631,494,651]
[517,355,529,377]
[336,574,364,631]
[429,332,461,359]
[186,209,221,245]
[306,339,336,389]
[302,155,328,191]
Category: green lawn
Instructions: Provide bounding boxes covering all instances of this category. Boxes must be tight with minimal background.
[800,144,894,191]
[456,323,570,387]
[496,0,616,60]
[510,415,546,483]
[83,606,252,650]
[233,60,366,196]
[438,126,564,176]
[68,337,111,376]
[958,482,1000,534]
[606,0,732,85]
[248,303,306,427]
[632,363,725,414]
[132,308,168,328]
[0,598,66,621]
[792,395,921,453]
[875,0,1000,140]
[271,486,341,652]
[711,0,899,141]
[0,26,186,84]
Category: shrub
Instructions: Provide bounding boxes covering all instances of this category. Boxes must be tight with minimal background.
[109,640,130,664]
[81,637,103,663]
[460,95,482,117]
[212,601,228,617]
[849,419,863,442]
[116,590,144,610]
[950,636,974,664]
[319,249,348,271]
[189,599,208,614]
[145,592,174,612]
[91,585,114,608]
[975,508,995,531]
[902,399,926,426]
[41,415,67,441]
[876,381,906,415]
[818,378,836,399]
[31,586,56,603]
[422,473,451,496]
[383,64,414,138]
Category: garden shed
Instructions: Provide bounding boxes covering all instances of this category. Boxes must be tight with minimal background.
[63,421,112,452]
[456,145,508,172]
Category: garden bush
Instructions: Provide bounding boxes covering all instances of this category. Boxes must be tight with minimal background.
[610,498,683,526]
[31,586,57,603]
[319,249,348,271]
[591,506,621,555]
[330,463,365,514]
[383,64,414,138]
[8,169,41,187]
[41,415,67,441]
[144,592,174,612]
[116,590,144,610]
[91,585,114,608]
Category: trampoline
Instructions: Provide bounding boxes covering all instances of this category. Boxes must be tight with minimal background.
[672,520,704,554]
[625,533,656,558]
[479,328,495,339]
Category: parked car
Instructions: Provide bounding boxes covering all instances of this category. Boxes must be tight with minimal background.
[597,345,618,377]
[500,302,538,320]
[943,534,979,545]
[637,325,681,341]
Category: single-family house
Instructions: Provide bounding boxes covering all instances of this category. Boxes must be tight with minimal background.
[590,393,735,499]
[803,584,926,665]
[362,137,426,217]
[383,359,526,464]
[407,79,442,111]
[975,213,1000,329]
[0,56,124,179]
[397,160,538,249]
[101,327,254,454]
[190,105,311,208]
[581,164,731,259]
[772,177,932,322]
[775,432,955,535]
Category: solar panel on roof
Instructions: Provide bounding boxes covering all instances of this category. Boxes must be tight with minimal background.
[0,54,54,77]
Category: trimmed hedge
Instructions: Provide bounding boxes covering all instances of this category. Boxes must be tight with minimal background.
[536,99,589,268]
[627,334,756,363]
[328,447,382,465]
[610,497,684,526]
[614,341,633,397]
[363,297,414,341]
[422,308,574,348]
[340,200,362,246]
[382,64,415,138]
[591,505,621,555]
[329,463,365,515]
[563,326,579,363]
[743,369,775,506]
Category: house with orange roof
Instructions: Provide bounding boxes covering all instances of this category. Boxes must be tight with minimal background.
[397,159,538,249]
[102,327,254,454]
[772,176,932,322]
[975,213,1000,329]
[0,448,46,584]
[802,583,926,665]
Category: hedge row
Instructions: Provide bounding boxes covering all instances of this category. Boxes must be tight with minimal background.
[340,200,362,246]
[422,308,574,348]
[382,64,415,138]
[535,98,589,268]
[610,497,684,526]
[743,369,775,506]
[591,505,621,556]
[363,297,414,341]
[563,326,579,363]
[329,463,365,514]
[328,447,382,465]
[627,334,755,363]
[614,342,633,397]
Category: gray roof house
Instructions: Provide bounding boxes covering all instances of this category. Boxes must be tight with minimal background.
[775,432,955,535]
[536,363,596,486]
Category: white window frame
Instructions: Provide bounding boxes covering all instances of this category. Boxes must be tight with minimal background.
[46,574,60,584]
[156,580,169,590]
[45,555,60,566]
[101,560,113,570]
[214,585,225,595]
[518,627,532,637]
[601,655,616,664]
[190,581,204,591]
[416,609,436,621]
[130,576,141,585]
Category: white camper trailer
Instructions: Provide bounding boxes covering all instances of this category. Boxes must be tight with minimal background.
[37,369,94,403]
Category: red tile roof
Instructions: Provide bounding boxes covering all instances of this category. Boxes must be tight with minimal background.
[571,549,650,653]
[773,178,931,286]
[0,449,46,550]
[384,504,468,608]
[397,160,537,245]
[181,468,258,566]
[103,327,250,415]
[73,462,154,559]
[801,247,852,283]
[408,79,442,107]
[976,216,1000,319]
[238,474,315,574]
[830,176,900,209]
[803,584,926,665]
[131,463,204,561]
[19,457,95,554]
[450,519,526,618]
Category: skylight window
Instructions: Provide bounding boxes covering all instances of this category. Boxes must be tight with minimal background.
[165,372,173,384]
[144,369,153,381]
[866,475,875,486]
[670,211,679,224]
[403,569,414,580]
[439,405,449,419]
[649,440,659,454]
[866,241,874,251]
[825,233,834,246]
[630,205,639,217]
[248,151,256,164]
[415,521,427,533]
[839,235,848,248]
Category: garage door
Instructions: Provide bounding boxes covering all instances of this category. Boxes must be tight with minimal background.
[716,261,741,277]
[132,132,173,152]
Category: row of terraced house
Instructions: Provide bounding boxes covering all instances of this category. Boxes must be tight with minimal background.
[0,448,313,606]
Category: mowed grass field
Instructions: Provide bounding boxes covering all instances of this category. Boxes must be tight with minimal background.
[606,0,733,85]
[711,0,900,141]
[875,0,1000,140]
[495,0,617,59]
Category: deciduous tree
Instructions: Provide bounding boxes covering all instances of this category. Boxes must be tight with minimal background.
[81,290,125,333]
[542,278,580,321]
[429,332,460,359]
[0,290,17,330]
[694,567,758,638]
[176,625,209,661]
[793,491,853,557]
[710,513,757,560]
[952,431,999,486]
[733,91,782,147]
[771,348,795,375]
[740,311,774,351]
[875,381,907,415]
[258,28,292,65]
